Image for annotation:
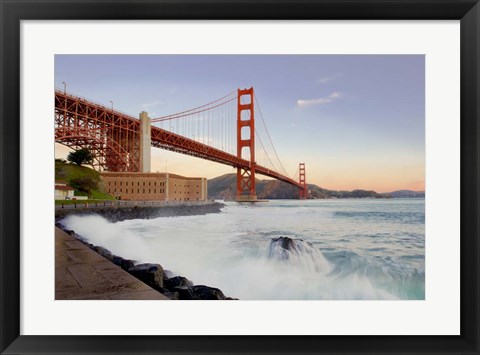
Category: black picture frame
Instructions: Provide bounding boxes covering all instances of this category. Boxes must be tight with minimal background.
[1,1,479,354]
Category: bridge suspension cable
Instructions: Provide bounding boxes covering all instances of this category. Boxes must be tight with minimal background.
[150,89,295,182]
[151,91,237,122]
[254,93,291,179]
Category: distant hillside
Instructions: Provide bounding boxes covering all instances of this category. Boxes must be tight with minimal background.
[207,174,389,200]
[389,190,425,198]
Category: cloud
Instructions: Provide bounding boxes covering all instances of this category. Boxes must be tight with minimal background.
[141,100,163,108]
[317,73,343,84]
[297,92,342,107]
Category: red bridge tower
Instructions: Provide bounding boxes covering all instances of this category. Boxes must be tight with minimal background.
[236,87,257,201]
[299,162,307,199]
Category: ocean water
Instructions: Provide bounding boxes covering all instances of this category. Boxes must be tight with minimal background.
[61,198,425,300]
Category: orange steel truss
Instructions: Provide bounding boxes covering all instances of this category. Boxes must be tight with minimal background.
[54,90,305,193]
[299,163,307,199]
[236,87,256,199]
[55,91,141,172]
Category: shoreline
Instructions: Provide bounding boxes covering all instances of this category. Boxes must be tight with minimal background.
[55,201,225,222]
[55,201,237,300]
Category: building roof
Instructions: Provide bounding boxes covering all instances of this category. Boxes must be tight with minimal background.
[55,185,74,191]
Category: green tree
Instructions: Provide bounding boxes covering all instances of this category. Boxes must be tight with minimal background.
[69,177,99,197]
[67,148,93,166]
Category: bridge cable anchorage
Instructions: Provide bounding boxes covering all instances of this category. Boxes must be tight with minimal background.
[254,93,291,178]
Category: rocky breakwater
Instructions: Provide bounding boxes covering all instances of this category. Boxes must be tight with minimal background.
[57,224,237,300]
[55,202,225,222]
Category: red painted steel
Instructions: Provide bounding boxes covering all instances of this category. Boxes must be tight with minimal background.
[299,163,307,199]
[54,90,305,191]
[236,88,256,198]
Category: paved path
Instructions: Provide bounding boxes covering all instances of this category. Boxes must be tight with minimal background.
[55,227,168,300]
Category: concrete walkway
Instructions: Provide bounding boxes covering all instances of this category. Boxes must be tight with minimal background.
[55,227,168,300]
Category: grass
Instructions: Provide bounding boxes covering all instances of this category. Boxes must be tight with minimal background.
[55,161,101,182]
[91,190,116,200]
[55,161,115,200]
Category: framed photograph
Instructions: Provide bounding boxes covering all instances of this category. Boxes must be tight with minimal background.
[1,0,479,354]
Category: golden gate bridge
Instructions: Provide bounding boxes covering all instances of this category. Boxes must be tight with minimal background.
[54,87,307,201]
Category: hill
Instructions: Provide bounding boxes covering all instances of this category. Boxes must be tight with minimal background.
[55,160,114,200]
[207,174,389,200]
[389,190,425,198]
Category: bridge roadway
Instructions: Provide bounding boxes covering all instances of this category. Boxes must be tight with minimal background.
[55,91,302,189]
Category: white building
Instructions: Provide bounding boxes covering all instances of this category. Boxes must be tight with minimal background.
[55,181,75,200]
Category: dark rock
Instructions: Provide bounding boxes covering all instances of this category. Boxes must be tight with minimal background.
[164,276,193,290]
[112,256,135,270]
[128,263,164,289]
[163,291,179,300]
[172,286,196,300]
[191,285,226,300]
[271,236,300,251]
[226,297,239,300]
[93,246,114,261]
[163,269,176,278]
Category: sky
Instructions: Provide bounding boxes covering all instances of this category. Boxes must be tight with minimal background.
[55,55,425,193]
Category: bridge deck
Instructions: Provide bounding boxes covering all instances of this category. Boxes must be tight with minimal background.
[55,91,302,189]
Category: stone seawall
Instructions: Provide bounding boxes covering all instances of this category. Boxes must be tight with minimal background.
[55,201,225,222]
[55,201,237,300]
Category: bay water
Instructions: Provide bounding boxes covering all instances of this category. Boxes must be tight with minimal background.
[61,198,425,300]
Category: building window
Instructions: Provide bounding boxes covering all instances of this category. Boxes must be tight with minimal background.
[126,182,128,186]
[108,188,110,193]
[120,181,122,186]
[137,189,139,193]
[114,188,116,192]
[143,182,145,186]
[143,189,145,193]
[149,189,151,193]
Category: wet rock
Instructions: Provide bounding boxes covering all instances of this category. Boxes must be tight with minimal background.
[163,291,180,300]
[112,256,135,271]
[164,276,193,290]
[128,263,164,289]
[270,236,300,251]
[191,285,226,300]
[163,269,176,278]
[172,286,196,300]
[93,246,114,261]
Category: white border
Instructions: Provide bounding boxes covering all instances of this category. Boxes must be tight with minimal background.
[21,21,460,335]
